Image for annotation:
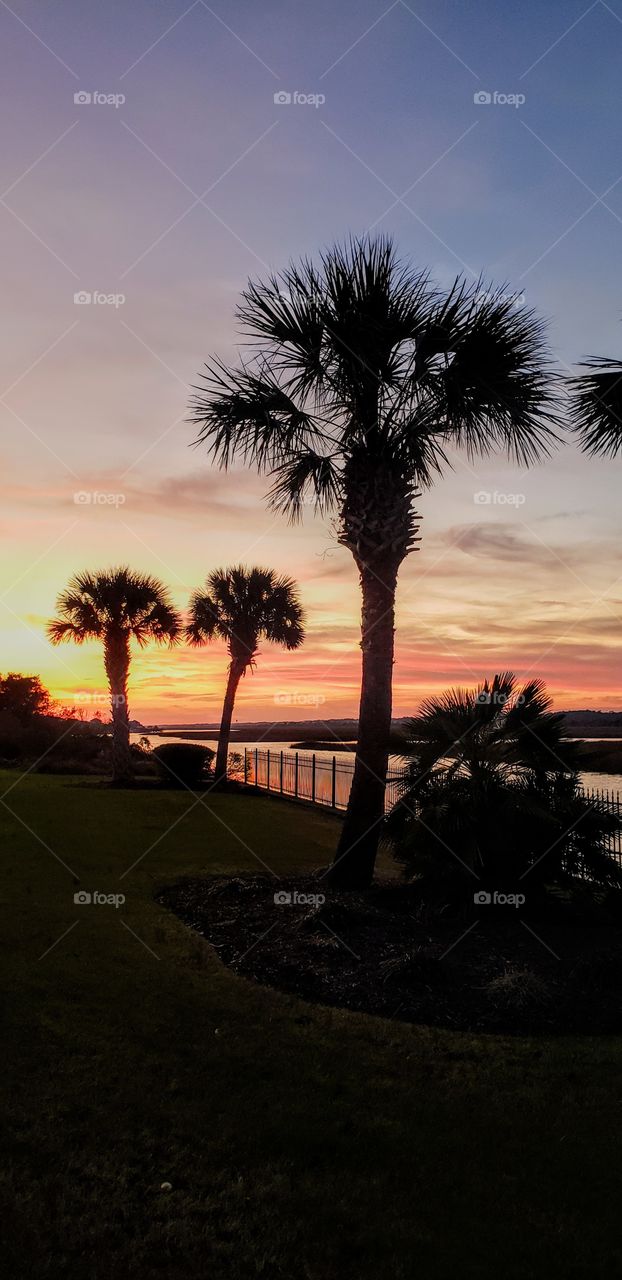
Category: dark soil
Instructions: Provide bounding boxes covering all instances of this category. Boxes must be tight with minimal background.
[159,874,622,1035]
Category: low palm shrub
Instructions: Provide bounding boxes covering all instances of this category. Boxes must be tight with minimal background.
[386,673,622,900]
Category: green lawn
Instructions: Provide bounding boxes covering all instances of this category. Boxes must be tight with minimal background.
[2,770,622,1278]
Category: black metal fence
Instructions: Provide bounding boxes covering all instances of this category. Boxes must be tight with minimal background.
[243,748,622,861]
[582,786,622,860]
[243,747,404,814]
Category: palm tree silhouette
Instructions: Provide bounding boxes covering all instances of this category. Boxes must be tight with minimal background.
[570,351,622,457]
[48,568,181,783]
[190,235,558,888]
[387,673,622,893]
[187,565,304,781]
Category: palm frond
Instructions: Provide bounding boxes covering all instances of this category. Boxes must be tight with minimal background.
[186,566,305,660]
[267,450,342,520]
[47,568,181,646]
[190,360,324,471]
[569,357,622,457]
[426,286,560,464]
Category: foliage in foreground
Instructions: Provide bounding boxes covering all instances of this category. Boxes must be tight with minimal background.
[386,672,622,895]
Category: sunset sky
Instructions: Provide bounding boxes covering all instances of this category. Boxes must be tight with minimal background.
[2,0,622,722]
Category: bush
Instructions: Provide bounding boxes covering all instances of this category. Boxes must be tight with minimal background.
[153,743,215,788]
[486,968,551,1011]
[386,674,622,896]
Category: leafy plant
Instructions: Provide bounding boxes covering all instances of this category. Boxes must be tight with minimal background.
[386,673,622,896]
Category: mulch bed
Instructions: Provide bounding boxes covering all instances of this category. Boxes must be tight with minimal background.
[159,874,622,1035]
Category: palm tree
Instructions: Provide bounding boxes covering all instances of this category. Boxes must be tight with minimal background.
[189,236,559,888]
[186,565,304,781]
[48,568,181,783]
[387,673,622,894]
[570,350,622,457]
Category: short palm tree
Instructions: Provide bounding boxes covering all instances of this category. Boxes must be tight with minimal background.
[190,235,559,888]
[186,565,304,781]
[387,673,622,894]
[48,568,181,783]
[570,348,622,457]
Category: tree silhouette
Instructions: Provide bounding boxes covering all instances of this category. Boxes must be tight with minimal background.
[190,235,558,887]
[48,568,181,782]
[187,565,304,781]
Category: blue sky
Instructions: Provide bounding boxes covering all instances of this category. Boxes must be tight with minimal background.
[2,0,622,717]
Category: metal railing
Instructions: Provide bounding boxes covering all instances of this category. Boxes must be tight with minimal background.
[243,749,622,860]
[582,786,622,859]
[243,747,404,814]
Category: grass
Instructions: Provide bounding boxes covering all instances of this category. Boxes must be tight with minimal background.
[2,771,622,1278]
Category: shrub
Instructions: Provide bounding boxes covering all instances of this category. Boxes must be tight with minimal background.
[386,673,622,896]
[486,968,551,1011]
[153,743,215,788]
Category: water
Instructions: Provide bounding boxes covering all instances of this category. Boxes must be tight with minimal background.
[131,733,622,794]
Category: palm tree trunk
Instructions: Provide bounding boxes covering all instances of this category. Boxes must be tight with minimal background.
[329,559,399,889]
[103,632,133,784]
[215,659,245,782]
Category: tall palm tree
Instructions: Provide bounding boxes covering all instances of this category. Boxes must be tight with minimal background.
[387,673,622,894]
[570,350,622,457]
[186,565,304,781]
[48,568,181,783]
[190,236,559,888]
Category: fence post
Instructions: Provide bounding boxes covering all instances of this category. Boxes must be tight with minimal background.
[294,751,299,799]
[331,755,336,808]
[243,747,248,785]
[280,749,284,793]
[255,748,258,789]
[311,753,316,804]
[267,749,270,792]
